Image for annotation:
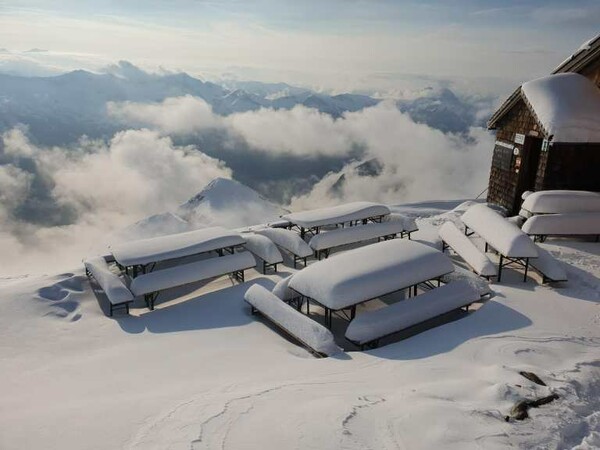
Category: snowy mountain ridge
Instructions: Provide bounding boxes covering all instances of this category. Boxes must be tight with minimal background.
[122,177,287,239]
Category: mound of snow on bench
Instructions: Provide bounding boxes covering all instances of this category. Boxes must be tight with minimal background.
[441,266,493,298]
[282,201,390,228]
[462,204,538,258]
[242,233,283,264]
[520,190,600,215]
[345,280,480,345]
[272,275,298,302]
[439,222,497,277]
[84,257,134,305]
[530,246,568,282]
[244,285,342,357]
[308,221,405,251]
[382,213,418,233]
[255,228,313,258]
[522,213,600,236]
[130,252,255,296]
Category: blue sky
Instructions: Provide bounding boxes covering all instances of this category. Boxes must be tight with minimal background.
[0,0,598,95]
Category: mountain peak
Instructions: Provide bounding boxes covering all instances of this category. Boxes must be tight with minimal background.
[178,178,288,228]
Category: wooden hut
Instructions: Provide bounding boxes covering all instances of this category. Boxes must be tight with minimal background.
[486,34,600,215]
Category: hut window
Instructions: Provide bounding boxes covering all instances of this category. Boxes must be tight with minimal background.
[491,141,514,171]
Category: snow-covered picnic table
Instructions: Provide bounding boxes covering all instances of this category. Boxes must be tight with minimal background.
[281,201,390,236]
[288,239,454,327]
[461,204,538,282]
[520,190,600,216]
[109,226,246,271]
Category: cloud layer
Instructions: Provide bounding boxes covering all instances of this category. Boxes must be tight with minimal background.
[110,95,494,206]
[0,128,230,276]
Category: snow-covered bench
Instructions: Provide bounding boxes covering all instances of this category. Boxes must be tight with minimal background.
[345,280,480,349]
[529,246,568,283]
[521,213,600,242]
[244,285,342,358]
[441,266,493,298]
[382,213,419,239]
[308,221,407,259]
[272,275,303,310]
[242,233,283,273]
[461,204,538,282]
[520,190,600,216]
[84,256,134,316]
[281,201,390,236]
[439,221,497,278]
[255,228,313,268]
[129,252,256,310]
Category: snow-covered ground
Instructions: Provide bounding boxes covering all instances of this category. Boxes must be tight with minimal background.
[1,202,599,450]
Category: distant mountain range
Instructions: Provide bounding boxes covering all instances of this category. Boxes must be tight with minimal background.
[0,61,488,146]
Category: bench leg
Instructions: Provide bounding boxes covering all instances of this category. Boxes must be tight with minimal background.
[109,304,113,317]
[498,255,503,282]
[523,258,529,282]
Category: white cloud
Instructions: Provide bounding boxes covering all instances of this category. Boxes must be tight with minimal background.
[0,128,231,276]
[290,104,494,208]
[108,95,494,207]
[0,164,33,220]
[107,96,222,135]
[225,106,352,156]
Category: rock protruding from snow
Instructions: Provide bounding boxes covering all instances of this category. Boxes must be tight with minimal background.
[289,239,454,310]
[521,73,600,143]
[439,221,497,277]
[461,204,538,258]
[244,285,342,357]
[178,178,288,229]
[520,190,600,215]
[345,280,480,346]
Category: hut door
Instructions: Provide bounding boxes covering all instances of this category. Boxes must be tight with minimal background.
[514,136,543,211]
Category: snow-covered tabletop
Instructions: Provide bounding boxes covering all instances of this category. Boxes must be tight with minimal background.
[520,190,600,215]
[109,226,246,267]
[288,239,454,310]
[461,204,538,258]
[281,201,390,229]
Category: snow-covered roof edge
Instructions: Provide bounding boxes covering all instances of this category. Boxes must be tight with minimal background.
[521,73,600,143]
